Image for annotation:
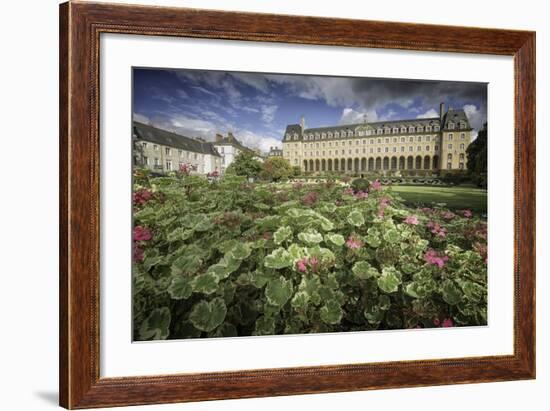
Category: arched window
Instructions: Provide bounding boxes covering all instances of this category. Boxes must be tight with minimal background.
[417,136,422,142]
[400,137,405,142]
[460,144,465,150]
[447,153,452,160]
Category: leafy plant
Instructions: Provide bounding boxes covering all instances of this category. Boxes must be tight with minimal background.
[132,170,487,340]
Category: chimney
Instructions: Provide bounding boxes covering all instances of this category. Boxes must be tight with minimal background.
[215,133,223,142]
[228,132,234,141]
[300,116,305,132]
[439,102,445,121]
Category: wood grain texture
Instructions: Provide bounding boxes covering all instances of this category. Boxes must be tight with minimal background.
[59,1,536,408]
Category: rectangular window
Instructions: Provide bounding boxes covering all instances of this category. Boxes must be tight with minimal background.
[459,163,464,169]
[166,160,172,171]
[435,145,439,151]
[461,133,466,139]
[425,146,430,151]
[142,142,147,149]
[417,136,422,142]
[448,144,453,149]
[153,144,158,151]
[401,146,405,152]
[447,162,452,169]
[409,146,413,152]
[370,148,374,153]
[448,133,454,140]
[143,156,148,165]
[154,158,159,166]
[460,144,465,150]
[178,149,183,157]
[417,146,421,151]
[377,147,381,153]
[384,147,389,153]
[165,147,171,155]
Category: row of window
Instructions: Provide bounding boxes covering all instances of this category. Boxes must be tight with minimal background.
[294,143,466,158]
[289,132,466,149]
[142,142,207,160]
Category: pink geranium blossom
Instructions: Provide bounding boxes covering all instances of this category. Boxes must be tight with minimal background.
[424,249,449,269]
[427,221,447,238]
[441,211,456,220]
[377,197,391,217]
[433,318,441,326]
[441,318,454,327]
[355,191,369,199]
[404,215,419,225]
[296,259,308,273]
[370,180,382,191]
[461,209,473,218]
[133,226,152,242]
[345,236,362,250]
[343,187,354,195]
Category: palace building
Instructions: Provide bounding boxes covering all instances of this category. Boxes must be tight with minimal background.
[282,103,473,174]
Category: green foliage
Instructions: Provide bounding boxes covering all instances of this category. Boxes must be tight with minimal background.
[133,171,488,340]
[225,151,263,178]
[467,123,488,175]
[261,156,294,181]
[351,178,370,192]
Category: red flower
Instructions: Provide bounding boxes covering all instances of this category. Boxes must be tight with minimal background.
[133,226,152,242]
[441,318,454,327]
[133,189,153,206]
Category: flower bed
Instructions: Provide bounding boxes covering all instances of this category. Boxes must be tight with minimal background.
[132,170,487,340]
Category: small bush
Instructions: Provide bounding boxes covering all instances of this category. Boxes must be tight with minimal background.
[351,178,370,192]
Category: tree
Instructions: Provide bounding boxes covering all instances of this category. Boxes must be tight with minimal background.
[466,123,487,174]
[261,157,293,181]
[291,165,302,177]
[225,151,263,179]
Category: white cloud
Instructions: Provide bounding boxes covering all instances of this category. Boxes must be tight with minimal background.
[133,113,150,124]
[339,107,378,125]
[260,105,278,123]
[416,108,439,119]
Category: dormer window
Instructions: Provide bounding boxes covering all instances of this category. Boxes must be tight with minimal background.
[448,122,455,130]
[434,125,440,132]
[377,129,383,135]
[426,125,432,131]
[409,126,415,133]
[401,127,407,133]
[417,126,423,132]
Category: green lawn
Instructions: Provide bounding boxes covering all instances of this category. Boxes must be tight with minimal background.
[390,185,487,213]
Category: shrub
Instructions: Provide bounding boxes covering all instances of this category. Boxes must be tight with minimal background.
[351,178,370,192]
[132,173,488,340]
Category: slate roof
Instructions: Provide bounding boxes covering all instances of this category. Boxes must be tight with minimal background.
[283,107,472,141]
[441,109,472,130]
[214,135,255,154]
[133,122,221,156]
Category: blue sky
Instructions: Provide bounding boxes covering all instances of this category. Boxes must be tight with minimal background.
[133,68,487,153]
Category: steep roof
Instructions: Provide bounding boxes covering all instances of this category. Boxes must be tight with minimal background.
[133,122,221,157]
[213,135,255,154]
[441,109,472,130]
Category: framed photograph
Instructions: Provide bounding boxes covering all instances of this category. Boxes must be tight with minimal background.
[59,1,535,409]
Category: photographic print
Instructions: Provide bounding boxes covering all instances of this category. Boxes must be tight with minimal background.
[131,68,488,341]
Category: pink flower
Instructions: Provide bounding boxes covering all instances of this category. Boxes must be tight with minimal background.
[424,249,449,269]
[309,256,319,269]
[377,197,391,217]
[355,191,369,199]
[296,259,308,273]
[404,215,419,225]
[461,209,473,218]
[433,318,441,326]
[133,226,152,242]
[441,211,456,220]
[133,245,144,263]
[427,222,447,238]
[345,236,362,250]
[421,207,433,214]
[441,318,454,327]
[370,180,382,191]
[343,187,354,195]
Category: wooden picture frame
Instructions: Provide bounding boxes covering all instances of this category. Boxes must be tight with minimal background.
[59,1,535,408]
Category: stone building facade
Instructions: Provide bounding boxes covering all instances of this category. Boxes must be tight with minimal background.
[133,122,222,175]
[267,147,283,157]
[214,132,265,173]
[282,104,473,174]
